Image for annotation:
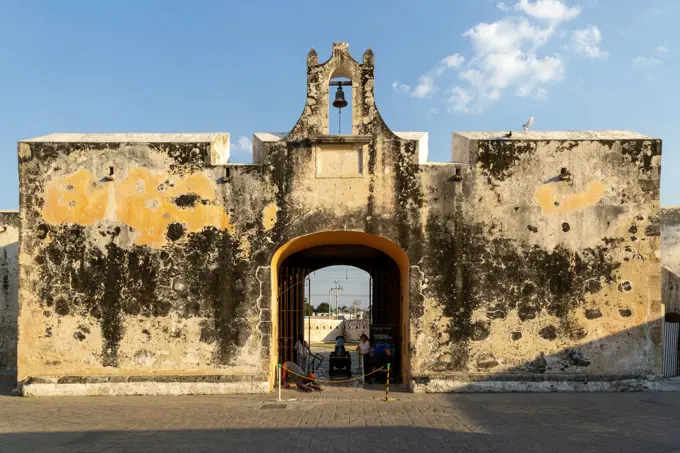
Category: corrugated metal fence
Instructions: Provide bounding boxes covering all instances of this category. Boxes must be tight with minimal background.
[663,322,679,378]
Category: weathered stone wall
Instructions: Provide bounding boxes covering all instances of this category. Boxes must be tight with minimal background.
[17,135,275,383]
[413,132,663,383]
[344,319,369,341]
[304,318,344,343]
[662,207,680,314]
[15,43,665,394]
[302,318,369,343]
[662,207,680,275]
[0,212,19,376]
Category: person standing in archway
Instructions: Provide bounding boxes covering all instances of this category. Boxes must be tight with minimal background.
[295,334,311,373]
[357,334,371,382]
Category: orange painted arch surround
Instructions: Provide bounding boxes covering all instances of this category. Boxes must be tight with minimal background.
[269,231,411,389]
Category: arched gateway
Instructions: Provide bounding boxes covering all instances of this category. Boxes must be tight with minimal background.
[13,42,664,396]
[271,231,411,386]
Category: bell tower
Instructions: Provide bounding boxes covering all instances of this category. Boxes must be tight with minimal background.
[286,42,382,139]
[252,42,428,165]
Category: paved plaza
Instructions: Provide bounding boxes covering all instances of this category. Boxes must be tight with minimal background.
[2,377,680,453]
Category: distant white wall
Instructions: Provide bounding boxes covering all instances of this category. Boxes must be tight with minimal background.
[0,213,19,376]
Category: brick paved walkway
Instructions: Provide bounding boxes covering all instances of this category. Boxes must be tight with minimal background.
[1,377,680,453]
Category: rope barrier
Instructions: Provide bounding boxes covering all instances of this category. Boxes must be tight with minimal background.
[281,365,385,384]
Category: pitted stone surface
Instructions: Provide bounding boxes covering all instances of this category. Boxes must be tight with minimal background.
[1,389,680,452]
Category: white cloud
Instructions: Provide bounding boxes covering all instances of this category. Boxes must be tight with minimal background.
[439,54,466,70]
[569,25,608,59]
[449,16,564,112]
[447,87,475,113]
[412,75,437,99]
[401,0,604,114]
[410,54,465,99]
[426,108,438,119]
[231,136,252,154]
[514,0,581,23]
[632,56,661,68]
[656,46,669,53]
[392,81,411,94]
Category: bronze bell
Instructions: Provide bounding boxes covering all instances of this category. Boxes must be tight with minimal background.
[332,85,348,109]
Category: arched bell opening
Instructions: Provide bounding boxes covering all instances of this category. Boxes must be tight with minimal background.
[328,77,353,135]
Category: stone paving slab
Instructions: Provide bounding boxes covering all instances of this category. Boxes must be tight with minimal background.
[0,387,680,452]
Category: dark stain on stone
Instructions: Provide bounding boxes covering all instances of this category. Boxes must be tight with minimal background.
[45,327,52,338]
[55,298,70,316]
[477,140,536,182]
[393,139,424,259]
[518,304,539,321]
[585,279,602,294]
[527,225,538,233]
[470,321,491,341]
[173,193,202,208]
[628,225,637,234]
[186,301,200,317]
[486,306,506,320]
[526,353,547,373]
[562,222,570,232]
[539,325,557,340]
[559,349,591,368]
[618,281,632,292]
[37,224,49,240]
[34,221,251,369]
[424,206,619,371]
[199,320,217,344]
[166,223,185,242]
[476,353,499,370]
[511,331,522,341]
[619,140,660,172]
[645,215,660,237]
[73,331,86,341]
[619,308,632,317]
[585,308,602,319]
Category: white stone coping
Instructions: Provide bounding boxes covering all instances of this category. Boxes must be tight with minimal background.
[21,381,270,397]
[412,377,680,393]
[453,131,658,141]
[21,133,231,143]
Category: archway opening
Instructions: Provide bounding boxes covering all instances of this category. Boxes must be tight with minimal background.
[270,231,409,388]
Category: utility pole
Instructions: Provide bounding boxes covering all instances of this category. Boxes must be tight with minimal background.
[328,281,343,318]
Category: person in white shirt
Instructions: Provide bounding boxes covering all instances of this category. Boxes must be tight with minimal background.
[356,334,371,381]
[295,335,311,372]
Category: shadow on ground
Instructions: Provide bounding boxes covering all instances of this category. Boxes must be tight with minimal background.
[2,392,680,453]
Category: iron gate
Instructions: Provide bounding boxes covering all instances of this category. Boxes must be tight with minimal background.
[278,266,308,365]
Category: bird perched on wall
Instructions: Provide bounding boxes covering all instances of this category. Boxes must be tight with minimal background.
[503,131,512,138]
[523,116,534,131]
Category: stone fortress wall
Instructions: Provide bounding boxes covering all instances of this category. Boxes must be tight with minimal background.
[4,42,672,396]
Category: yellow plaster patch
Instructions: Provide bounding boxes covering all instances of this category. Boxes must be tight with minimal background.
[535,180,606,215]
[262,203,278,231]
[42,168,109,225]
[42,166,231,248]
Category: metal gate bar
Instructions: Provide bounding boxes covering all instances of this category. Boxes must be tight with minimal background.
[278,267,307,366]
[664,322,679,378]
